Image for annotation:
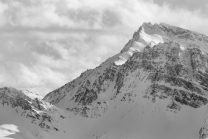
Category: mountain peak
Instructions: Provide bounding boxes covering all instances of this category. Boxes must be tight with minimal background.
[41,22,208,139]
[117,22,208,66]
[2,22,208,139]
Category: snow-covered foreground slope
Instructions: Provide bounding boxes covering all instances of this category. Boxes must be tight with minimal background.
[1,87,207,139]
[2,22,208,139]
[0,87,107,139]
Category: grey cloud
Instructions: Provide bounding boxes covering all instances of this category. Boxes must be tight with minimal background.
[102,9,121,27]
[0,0,124,30]
[151,0,208,15]
[66,9,100,28]
[30,41,64,60]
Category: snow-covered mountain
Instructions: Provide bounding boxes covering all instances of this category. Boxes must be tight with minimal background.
[1,22,208,139]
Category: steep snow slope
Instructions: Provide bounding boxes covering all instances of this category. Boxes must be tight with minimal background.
[1,22,208,139]
[42,22,208,139]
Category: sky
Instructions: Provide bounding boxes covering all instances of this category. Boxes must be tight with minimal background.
[0,0,208,97]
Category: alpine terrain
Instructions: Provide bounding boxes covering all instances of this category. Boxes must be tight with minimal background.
[1,22,208,139]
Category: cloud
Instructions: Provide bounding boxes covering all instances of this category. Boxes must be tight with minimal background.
[0,62,67,96]
[1,0,208,36]
[1,0,114,29]
[151,0,208,14]
[0,2,8,26]
[0,53,3,61]
[0,0,208,96]
[33,53,70,69]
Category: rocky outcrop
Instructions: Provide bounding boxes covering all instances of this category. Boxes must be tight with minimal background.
[0,87,62,132]
[43,23,208,118]
[42,22,208,138]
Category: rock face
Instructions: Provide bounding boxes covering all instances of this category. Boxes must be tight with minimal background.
[0,87,71,139]
[44,23,208,109]
[1,22,208,139]
[42,22,208,139]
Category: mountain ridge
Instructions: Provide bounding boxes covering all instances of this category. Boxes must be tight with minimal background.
[1,22,208,139]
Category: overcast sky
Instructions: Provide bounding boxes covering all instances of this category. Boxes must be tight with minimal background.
[0,0,208,97]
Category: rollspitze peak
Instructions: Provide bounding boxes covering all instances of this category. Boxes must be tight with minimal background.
[1,22,208,139]
[42,22,208,139]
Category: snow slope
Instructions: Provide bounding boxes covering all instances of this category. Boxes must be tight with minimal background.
[1,22,208,139]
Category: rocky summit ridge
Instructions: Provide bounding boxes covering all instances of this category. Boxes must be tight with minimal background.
[44,22,208,115]
[1,22,208,139]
